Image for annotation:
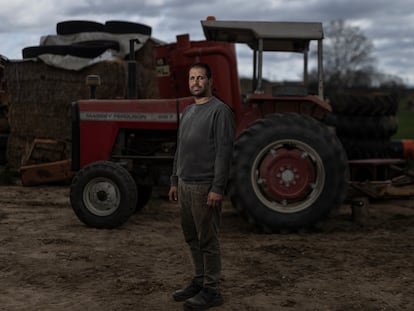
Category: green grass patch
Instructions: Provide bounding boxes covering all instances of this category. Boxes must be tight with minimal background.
[393,102,414,168]
[393,108,414,140]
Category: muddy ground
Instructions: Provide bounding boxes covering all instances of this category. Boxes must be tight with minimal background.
[0,185,413,311]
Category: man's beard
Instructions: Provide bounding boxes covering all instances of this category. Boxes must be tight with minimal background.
[192,92,208,98]
[190,88,208,98]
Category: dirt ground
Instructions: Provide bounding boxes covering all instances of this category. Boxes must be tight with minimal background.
[0,185,413,311]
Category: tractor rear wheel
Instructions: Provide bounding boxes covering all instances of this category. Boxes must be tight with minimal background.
[229,113,349,232]
[70,161,137,228]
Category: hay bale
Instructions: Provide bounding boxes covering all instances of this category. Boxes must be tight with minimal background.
[5,39,159,169]
[4,40,159,169]
[5,60,127,168]
[133,39,159,99]
[6,134,34,168]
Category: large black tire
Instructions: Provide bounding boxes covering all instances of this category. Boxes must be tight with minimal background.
[324,114,398,139]
[22,45,69,59]
[229,113,349,232]
[329,93,398,116]
[339,139,392,160]
[104,21,152,35]
[325,93,399,161]
[70,161,137,228]
[23,40,120,59]
[56,20,105,35]
[70,40,120,58]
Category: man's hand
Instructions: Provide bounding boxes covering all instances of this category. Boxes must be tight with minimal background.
[168,186,178,202]
[207,192,222,208]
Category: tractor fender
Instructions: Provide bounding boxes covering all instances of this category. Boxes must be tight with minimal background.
[236,94,332,137]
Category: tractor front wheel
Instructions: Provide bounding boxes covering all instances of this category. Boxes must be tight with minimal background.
[70,161,137,228]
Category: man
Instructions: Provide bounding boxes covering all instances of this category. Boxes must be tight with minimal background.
[168,62,235,310]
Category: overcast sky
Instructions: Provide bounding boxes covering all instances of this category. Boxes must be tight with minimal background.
[1,0,413,85]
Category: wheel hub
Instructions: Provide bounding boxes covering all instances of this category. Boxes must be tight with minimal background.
[259,148,315,200]
[83,178,121,216]
[96,190,108,201]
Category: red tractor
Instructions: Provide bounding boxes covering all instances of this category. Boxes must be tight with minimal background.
[70,18,350,231]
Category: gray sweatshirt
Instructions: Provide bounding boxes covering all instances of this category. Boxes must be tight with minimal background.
[170,97,235,194]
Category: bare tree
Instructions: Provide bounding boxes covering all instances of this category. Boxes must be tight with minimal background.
[323,19,377,89]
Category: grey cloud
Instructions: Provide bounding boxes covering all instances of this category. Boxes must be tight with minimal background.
[0,0,413,84]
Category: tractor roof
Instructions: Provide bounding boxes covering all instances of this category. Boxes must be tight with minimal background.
[201,19,323,52]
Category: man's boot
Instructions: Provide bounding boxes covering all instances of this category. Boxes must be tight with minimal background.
[183,287,223,310]
[172,280,203,302]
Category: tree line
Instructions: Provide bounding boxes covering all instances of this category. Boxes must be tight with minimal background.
[310,19,406,92]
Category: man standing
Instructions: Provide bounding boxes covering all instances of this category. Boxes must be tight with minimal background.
[169,62,235,310]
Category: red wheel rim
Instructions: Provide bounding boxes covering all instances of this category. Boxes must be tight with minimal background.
[259,148,315,200]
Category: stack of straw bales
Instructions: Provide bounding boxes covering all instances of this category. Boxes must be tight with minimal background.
[5,39,159,169]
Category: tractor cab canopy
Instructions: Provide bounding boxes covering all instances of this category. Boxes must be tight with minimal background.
[201,19,325,98]
[201,20,323,52]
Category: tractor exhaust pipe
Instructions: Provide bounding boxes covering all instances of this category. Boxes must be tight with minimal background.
[86,75,101,99]
[128,39,140,99]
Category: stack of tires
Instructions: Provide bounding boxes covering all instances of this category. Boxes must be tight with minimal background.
[22,20,152,60]
[0,55,9,165]
[325,93,399,160]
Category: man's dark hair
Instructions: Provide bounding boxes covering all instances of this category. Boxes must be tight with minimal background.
[190,62,212,79]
